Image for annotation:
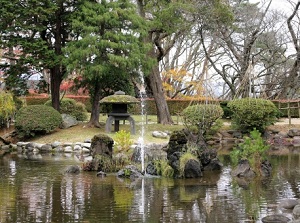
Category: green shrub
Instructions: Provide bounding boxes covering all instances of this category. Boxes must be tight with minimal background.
[219,100,233,118]
[0,92,16,127]
[45,98,88,121]
[228,98,278,132]
[15,105,62,137]
[153,160,174,178]
[230,128,269,174]
[114,130,133,152]
[181,104,224,134]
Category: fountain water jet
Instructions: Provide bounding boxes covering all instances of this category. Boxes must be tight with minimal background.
[138,71,147,173]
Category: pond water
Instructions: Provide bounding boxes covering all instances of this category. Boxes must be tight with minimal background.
[1,153,300,223]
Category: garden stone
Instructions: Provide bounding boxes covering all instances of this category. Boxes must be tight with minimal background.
[65,165,80,174]
[51,141,61,148]
[292,136,300,147]
[17,142,29,147]
[288,129,300,137]
[53,146,63,153]
[199,148,218,167]
[293,204,300,219]
[279,199,298,209]
[261,214,290,223]
[152,131,168,139]
[81,148,90,153]
[84,139,91,143]
[146,162,158,175]
[60,113,78,129]
[90,134,114,159]
[40,144,52,153]
[231,159,256,178]
[17,146,23,153]
[64,146,73,153]
[203,158,223,171]
[81,143,91,149]
[74,145,81,151]
[117,165,143,179]
[96,171,107,177]
[184,159,202,178]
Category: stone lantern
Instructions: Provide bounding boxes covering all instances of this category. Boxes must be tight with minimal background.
[100,90,139,134]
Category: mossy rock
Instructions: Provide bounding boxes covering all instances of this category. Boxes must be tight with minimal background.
[91,134,114,158]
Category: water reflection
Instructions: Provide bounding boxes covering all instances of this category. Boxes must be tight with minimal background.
[0,153,300,222]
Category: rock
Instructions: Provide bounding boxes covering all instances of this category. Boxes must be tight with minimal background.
[288,129,300,137]
[40,144,52,153]
[117,165,143,179]
[90,134,114,159]
[231,159,256,178]
[199,148,218,167]
[51,141,61,148]
[96,171,107,177]
[152,131,168,139]
[60,114,78,129]
[184,159,202,178]
[73,145,82,151]
[81,143,91,149]
[293,204,300,219]
[203,158,223,171]
[64,146,73,153]
[260,160,272,177]
[292,136,300,147]
[261,214,290,223]
[279,199,298,209]
[81,148,90,153]
[146,162,158,175]
[65,165,80,174]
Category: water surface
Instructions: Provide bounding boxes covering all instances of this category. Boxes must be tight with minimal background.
[1,153,300,223]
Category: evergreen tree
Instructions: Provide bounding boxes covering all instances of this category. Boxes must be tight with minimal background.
[0,0,79,110]
[65,0,151,127]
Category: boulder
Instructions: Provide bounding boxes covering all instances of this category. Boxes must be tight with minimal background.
[279,199,298,209]
[117,165,143,179]
[184,159,202,178]
[152,131,168,139]
[90,134,114,159]
[293,204,300,219]
[231,159,256,178]
[261,214,290,223]
[288,129,300,137]
[65,165,80,174]
[60,114,78,129]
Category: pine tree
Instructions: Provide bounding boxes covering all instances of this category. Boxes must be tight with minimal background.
[65,0,151,127]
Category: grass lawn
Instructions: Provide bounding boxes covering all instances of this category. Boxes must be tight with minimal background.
[31,115,185,144]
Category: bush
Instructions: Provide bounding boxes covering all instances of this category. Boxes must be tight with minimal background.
[0,92,16,127]
[228,98,278,132]
[15,105,62,137]
[230,128,269,174]
[45,98,88,121]
[181,104,224,134]
[114,130,133,152]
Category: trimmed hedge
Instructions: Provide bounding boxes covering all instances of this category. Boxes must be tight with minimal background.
[182,104,224,133]
[23,95,300,118]
[45,98,88,121]
[15,105,62,137]
[228,98,279,132]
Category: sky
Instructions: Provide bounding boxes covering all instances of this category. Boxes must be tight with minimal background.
[251,0,297,13]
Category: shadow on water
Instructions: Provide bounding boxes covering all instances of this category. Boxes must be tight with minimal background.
[1,152,300,222]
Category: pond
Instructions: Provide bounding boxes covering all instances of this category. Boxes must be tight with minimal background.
[0,152,300,223]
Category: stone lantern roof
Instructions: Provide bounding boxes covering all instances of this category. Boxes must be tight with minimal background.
[99,90,139,104]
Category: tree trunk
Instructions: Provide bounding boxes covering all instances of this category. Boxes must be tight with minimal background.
[87,82,101,128]
[50,65,63,111]
[147,64,173,124]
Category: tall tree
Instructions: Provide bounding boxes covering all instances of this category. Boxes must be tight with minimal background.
[65,0,150,127]
[136,0,191,124]
[277,1,300,99]
[0,0,78,110]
